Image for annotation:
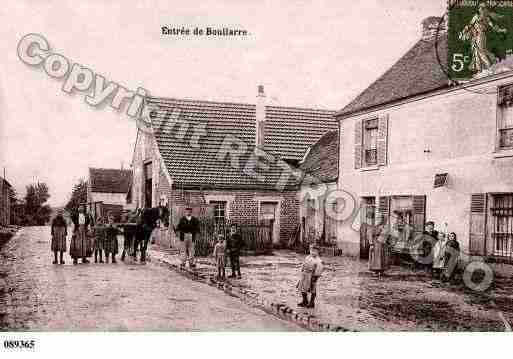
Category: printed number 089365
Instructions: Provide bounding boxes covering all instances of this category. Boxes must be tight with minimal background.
[3,340,35,349]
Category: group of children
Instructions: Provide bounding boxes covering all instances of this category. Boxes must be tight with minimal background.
[90,213,121,264]
[212,224,244,280]
[50,208,123,265]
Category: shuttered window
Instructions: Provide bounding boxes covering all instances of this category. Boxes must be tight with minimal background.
[354,120,363,169]
[377,115,389,166]
[378,196,389,223]
[469,193,487,255]
[412,195,426,237]
[354,115,388,169]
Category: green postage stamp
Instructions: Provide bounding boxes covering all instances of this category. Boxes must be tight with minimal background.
[448,0,513,80]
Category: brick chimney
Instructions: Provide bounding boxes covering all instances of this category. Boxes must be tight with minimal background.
[255,85,266,148]
[421,16,446,41]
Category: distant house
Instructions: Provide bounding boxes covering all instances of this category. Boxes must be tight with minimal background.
[87,168,133,219]
[337,16,513,262]
[0,177,13,226]
[130,86,337,245]
[298,130,339,246]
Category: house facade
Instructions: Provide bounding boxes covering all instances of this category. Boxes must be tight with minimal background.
[130,87,337,245]
[298,130,339,246]
[336,17,513,262]
[87,168,133,219]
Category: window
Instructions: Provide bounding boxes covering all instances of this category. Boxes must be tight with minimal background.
[210,201,227,224]
[363,119,378,166]
[498,84,513,149]
[491,194,513,257]
[143,162,152,208]
[354,116,387,169]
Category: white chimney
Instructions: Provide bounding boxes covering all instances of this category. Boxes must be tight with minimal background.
[421,16,446,41]
[255,85,266,148]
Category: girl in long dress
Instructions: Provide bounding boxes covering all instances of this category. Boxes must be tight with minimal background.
[297,244,323,308]
[51,211,67,265]
[368,217,390,278]
[69,207,92,265]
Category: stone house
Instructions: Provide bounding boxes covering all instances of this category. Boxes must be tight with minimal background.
[336,16,513,262]
[86,167,133,219]
[298,130,339,246]
[130,87,337,245]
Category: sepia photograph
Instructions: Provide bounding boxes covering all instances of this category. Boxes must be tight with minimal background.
[1,0,512,356]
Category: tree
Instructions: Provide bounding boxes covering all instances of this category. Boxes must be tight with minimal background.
[65,179,87,215]
[23,182,52,225]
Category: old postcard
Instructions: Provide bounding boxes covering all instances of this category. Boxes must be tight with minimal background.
[1,0,512,354]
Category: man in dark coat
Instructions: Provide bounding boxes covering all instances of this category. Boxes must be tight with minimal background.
[226,224,244,278]
[176,207,199,268]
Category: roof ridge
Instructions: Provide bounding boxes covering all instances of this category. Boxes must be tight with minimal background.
[339,35,447,117]
[340,37,427,113]
[89,167,131,172]
[146,96,336,112]
[146,96,255,108]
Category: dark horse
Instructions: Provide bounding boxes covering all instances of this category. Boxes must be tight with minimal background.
[120,206,168,263]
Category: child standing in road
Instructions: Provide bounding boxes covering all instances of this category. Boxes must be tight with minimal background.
[103,213,120,264]
[92,216,105,263]
[297,244,324,308]
[213,234,227,281]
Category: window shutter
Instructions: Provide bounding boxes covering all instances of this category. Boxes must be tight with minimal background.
[354,120,363,169]
[378,196,389,223]
[469,193,487,255]
[412,195,426,235]
[377,115,389,166]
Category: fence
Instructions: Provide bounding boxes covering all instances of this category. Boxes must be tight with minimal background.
[194,218,273,257]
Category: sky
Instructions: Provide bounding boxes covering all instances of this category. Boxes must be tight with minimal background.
[0,0,446,207]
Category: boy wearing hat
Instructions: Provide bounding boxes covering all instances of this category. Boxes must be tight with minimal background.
[297,244,324,308]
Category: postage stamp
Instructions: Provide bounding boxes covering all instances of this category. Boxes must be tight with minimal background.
[448,0,513,80]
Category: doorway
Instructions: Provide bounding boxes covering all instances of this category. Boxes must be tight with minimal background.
[260,201,279,243]
[144,162,152,208]
[360,197,375,259]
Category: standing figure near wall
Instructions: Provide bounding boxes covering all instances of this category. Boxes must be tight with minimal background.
[177,207,200,269]
[432,224,448,279]
[368,216,390,278]
[442,232,461,283]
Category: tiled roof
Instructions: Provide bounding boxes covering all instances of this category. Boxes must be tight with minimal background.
[339,34,449,117]
[146,97,337,190]
[299,130,339,183]
[89,168,132,193]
